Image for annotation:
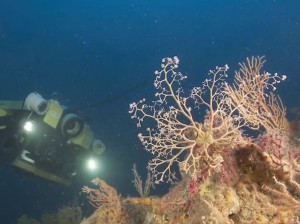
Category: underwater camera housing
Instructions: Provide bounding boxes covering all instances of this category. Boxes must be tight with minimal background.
[0,92,105,185]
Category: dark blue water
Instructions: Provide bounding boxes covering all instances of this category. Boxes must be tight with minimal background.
[0,0,300,223]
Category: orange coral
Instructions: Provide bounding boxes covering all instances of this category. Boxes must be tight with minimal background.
[82,178,127,224]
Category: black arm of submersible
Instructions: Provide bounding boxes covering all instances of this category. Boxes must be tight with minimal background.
[73,78,149,111]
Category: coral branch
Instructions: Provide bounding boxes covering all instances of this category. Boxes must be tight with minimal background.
[82,178,121,209]
[225,56,288,134]
[131,163,152,198]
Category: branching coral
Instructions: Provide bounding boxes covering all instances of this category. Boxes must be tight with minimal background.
[82,179,127,224]
[224,56,288,134]
[82,178,121,209]
[131,163,152,198]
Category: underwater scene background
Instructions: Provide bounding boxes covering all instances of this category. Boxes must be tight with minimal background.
[1,0,300,223]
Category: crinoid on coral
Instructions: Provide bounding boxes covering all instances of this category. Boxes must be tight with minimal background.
[82,56,300,224]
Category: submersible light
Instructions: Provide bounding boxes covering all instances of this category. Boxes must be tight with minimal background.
[87,158,98,171]
[23,121,34,132]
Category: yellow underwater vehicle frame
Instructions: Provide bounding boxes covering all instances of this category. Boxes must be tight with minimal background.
[0,92,105,185]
